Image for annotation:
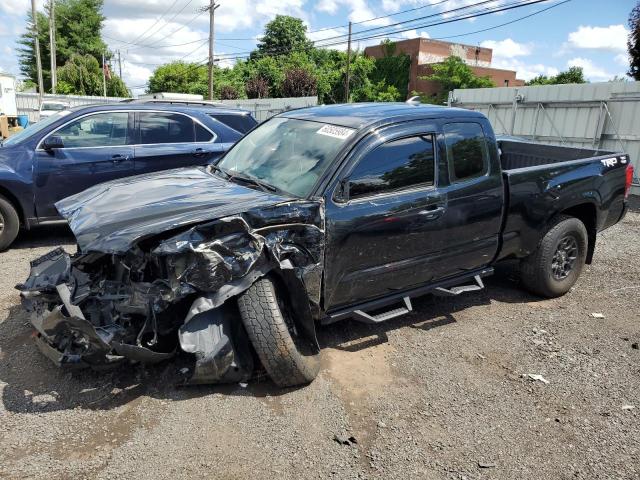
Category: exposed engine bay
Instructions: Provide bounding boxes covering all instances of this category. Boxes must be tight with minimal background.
[17,202,324,385]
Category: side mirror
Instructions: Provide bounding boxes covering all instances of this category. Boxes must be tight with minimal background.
[33,107,39,112]
[42,135,64,151]
[334,178,349,203]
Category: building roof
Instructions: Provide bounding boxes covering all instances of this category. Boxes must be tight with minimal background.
[280,102,484,129]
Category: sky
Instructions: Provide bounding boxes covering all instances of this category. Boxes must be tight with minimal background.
[0,0,636,95]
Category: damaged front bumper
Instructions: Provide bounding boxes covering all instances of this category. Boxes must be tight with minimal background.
[17,203,324,384]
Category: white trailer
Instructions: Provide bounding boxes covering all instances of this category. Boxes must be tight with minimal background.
[137,92,204,101]
[0,73,17,117]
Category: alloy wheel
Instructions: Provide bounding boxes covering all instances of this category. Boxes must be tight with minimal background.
[551,235,578,280]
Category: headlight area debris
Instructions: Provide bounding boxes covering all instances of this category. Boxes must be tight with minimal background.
[16,203,324,385]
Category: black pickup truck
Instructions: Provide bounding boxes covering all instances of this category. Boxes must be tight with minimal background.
[18,103,633,387]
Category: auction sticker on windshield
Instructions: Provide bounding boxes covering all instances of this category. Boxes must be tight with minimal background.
[317,124,355,139]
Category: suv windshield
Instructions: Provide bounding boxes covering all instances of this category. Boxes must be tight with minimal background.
[217,117,354,197]
[2,110,72,147]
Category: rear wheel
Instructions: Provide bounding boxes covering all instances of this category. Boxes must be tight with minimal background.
[237,276,320,387]
[0,195,19,251]
[520,215,588,298]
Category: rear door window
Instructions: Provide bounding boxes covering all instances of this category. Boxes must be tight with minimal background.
[443,122,489,182]
[138,112,195,144]
[348,135,435,199]
[195,122,214,142]
[209,114,257,133]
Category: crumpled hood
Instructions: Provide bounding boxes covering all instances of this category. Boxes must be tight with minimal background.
[55,166,287,254]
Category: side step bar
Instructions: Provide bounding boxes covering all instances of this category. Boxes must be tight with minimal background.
[353,297,412,324]
[433,275,484,296]
[322,268,492,326]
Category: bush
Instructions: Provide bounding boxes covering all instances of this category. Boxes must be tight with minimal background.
[282,68,317,97]
[246,76,269,99]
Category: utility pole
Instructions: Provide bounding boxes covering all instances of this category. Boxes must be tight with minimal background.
[49,0,57,93]
[31,0,45,101]
[345,21,352,103]
[117,49,122,78]
[207,0,220,101]
[102,51,107,97]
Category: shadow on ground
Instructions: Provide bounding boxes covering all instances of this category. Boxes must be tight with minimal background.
[11,224,75,249]
[0,262,541,414]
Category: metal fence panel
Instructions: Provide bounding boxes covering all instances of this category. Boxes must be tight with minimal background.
[451,81,640,194]
[16,93,126,123]
[216,96,318,121]
[16,93,318,124]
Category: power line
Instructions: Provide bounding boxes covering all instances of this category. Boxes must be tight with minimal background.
[317,0,551,47]
[210,0,553,61]
[219,0,543,58]
[127,0,568,89]
[127,0,181,46]
[106,0,197,48]
[103,0,492,49]
[307,0,450,35]
[313,0,518,45]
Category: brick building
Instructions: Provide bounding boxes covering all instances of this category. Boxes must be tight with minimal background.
[364,38,525,100]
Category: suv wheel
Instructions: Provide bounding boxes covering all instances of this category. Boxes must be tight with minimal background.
[237,276,320,387]
[520,215,588,298]
[0,195,20,251]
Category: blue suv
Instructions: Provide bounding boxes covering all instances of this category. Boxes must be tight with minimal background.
[0,103,256,250]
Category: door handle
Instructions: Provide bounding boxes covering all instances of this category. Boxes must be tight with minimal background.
[418,205,446,220]
[111,154,129,163]
[193,148,207,157]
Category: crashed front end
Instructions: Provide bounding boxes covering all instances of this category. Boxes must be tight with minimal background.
[17,203,324,384]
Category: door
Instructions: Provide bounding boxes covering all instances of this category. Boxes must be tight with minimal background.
[438,121,503,275]
[34,111,134,219]
[324,126,448,309]
[134,112,220,174]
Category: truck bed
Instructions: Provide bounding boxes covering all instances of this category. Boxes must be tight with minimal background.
[497,139,629,263]
[498,139,615,171]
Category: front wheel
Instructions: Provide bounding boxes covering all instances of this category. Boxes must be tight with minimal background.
[237,276,320,387]
[0,195,20,251]
[520,215,588,298]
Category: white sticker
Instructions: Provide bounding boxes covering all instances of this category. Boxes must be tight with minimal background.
[317,124,355,139]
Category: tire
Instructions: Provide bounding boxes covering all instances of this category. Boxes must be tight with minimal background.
[520,215,588,298]
[237,276,320,387]
[0,195,20,251]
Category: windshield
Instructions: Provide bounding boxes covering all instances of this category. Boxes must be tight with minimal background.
[217,117,355,197]
[2,110,72,147]
[42,103,67,111]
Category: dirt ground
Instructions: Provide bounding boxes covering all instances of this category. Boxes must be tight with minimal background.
[0,203,638,480]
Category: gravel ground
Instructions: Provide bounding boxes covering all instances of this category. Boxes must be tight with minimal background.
[0,204,638,480]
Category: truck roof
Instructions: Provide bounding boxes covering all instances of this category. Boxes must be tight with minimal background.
[279,102,486,129]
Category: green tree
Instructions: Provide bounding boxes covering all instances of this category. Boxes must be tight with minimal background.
[17,0,110,93]
[147,61,207,95]
[369,40,411,99]
[255,15,313,58]
[526,66,586,85]
[423,56,494,103]
[628,2,640,79]
[146,17,401,103]
[56,53,129,97]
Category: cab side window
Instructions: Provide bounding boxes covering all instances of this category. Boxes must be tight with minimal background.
[443,122,489,182]
[54,112,129,148]
[348,135,435,199]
